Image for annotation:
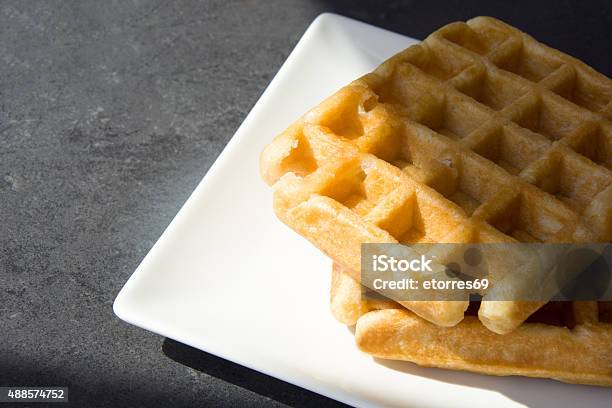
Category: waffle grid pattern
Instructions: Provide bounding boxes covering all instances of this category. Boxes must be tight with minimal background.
[261,17,612,333]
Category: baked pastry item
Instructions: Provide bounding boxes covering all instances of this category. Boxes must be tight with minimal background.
[260,16,612,334]
[331,263,612,386]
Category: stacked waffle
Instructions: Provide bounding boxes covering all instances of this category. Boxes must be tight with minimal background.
[260,16,612,386]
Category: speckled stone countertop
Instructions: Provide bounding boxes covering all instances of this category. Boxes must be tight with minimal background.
[1,1,610,407]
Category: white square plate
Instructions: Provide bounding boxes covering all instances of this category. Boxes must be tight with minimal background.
[114,14,611,407]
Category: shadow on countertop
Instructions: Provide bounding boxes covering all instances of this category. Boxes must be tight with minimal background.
[314,0,612,76]
[164,332,612,408]
[162,338,348,408]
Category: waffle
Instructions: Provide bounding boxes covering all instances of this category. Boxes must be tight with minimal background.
[260,16,612,334]
[331,264,612,386]
[330,262,396,325]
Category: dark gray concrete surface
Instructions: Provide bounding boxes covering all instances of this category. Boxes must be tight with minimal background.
[1,1,610,407]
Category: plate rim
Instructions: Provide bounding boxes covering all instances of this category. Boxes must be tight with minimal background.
[113,12,413,407]
[112,12,612,408]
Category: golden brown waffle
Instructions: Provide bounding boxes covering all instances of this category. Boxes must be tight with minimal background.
[260,16,612,334]
[330,263,396,325]
[331,264,612,386]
